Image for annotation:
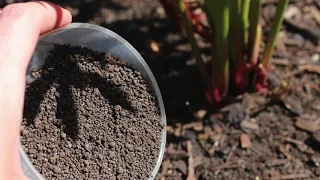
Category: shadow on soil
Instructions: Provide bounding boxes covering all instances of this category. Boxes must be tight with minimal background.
[24,45,136,140]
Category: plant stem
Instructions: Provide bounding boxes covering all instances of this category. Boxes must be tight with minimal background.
[248,0,262,65]
[229,0,242,64]
[241,0,250,45]
[204,0,230,94]
[176,0,210,87]
[249,24,262,66]
[262,0,289,68]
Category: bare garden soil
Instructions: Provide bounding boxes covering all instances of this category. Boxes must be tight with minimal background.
[1,0,319,179]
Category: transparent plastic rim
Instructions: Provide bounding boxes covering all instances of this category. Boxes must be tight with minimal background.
[21,23,167,180]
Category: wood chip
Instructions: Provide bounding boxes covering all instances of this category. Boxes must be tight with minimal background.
[160,159,170,180]
[295,118,320,133]
[166,126,174,134]
[271,58,289,66]
[279,144,293,160]
[192,154,203,168]
[148,40,160,53]
[313,130,320,144]
[283,137,305,146]
[266,159,289,167]
[226,142,239,162]
[186,141,196,180]
[299,64,320,74]
[198,133,208,140]
[273,173,310,180]
[240,133,251,149]
[193,110,207,119]
[311,6,320,26]
[284,18,320,43]
[173,160,187,175]
[282,95,303,115]
[208,148,215,156]
[240,120,259,132]
[214,163,240,170]
[166,150,189,160]
[182,122,203,131]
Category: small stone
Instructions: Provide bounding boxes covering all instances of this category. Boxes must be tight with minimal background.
[109,142,116,148]
[61,133,67,139]
[125,144,133,151]
[93,88,100,95]
[21,129,28,136]
[120,111,126,117]
[98,154,104,160]
[84,160,89,166]
[67,141,72,148]
[114,105,122,111]
[85,143,91,151]
[117,166,123,174]
[240,133,251,149]
[49,157,56,164]
[46,105,52,110]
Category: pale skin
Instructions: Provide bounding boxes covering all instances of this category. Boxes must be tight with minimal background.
[0,2,71,179]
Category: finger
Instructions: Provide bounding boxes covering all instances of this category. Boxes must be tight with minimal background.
[0,2,71,175]
[0,1,72,72]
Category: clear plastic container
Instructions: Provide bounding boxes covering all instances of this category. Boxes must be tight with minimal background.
[21,23,167,180]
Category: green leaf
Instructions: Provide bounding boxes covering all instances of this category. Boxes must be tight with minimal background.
[262,0,289,68]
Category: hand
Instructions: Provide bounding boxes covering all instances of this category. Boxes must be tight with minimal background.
[0,2,71,179]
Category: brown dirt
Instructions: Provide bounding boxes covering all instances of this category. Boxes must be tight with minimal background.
[1,0,320,179]
[21,44,163,179]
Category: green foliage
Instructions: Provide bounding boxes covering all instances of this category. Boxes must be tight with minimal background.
[164,0,290,105]
[262,0,290,68]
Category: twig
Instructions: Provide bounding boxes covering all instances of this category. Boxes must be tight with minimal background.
[226,142,239,162]
[266,159,289,167]
[282,137,304,146]
[284,18,320,44]
[182,122,203,130]
[166,150,189,160]
[274,173,310,180]
[250,147,263,155]
[271,58,289,66]
[186,141,196,180]
[279,144,293,160]
[284,64,320,78]
[214,163,240,170]
[160,159,170,180]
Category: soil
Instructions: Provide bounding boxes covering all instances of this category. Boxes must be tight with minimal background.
[21,44,163,180]
[1,0,320,179]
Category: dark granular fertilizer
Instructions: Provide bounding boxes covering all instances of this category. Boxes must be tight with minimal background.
[20,44,163,180]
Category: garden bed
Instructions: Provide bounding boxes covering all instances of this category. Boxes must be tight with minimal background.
[1,0,318,179]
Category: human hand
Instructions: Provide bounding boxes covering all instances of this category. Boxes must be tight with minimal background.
[0,1,71,179]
